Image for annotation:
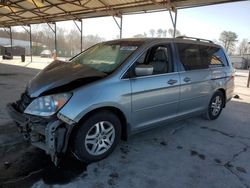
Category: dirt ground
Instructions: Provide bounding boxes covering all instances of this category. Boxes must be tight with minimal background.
[0,59,250,188]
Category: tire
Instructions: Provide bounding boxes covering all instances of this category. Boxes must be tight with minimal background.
[73,111,121,163]
[205,91,225,120]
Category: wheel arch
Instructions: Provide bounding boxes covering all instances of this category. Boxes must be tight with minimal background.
[70,106,129,144]
[217,88,226,107]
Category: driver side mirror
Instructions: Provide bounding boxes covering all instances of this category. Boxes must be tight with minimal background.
[135,64,154,77]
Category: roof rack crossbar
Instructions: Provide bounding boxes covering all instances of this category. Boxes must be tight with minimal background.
[176,36,214,43]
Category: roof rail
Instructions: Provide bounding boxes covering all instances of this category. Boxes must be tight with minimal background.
[176,36,214,43]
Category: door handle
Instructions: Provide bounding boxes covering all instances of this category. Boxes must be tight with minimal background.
[167,79,177,85]
[183,77,191,82]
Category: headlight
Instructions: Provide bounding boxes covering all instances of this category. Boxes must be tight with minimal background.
[24,93,72,116]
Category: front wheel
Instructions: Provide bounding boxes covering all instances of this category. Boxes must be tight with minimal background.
[205,91,225,120]
[73,111,121,163]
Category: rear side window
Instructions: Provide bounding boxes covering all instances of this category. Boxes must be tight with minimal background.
[176,43,228,71]
[176,43,207,70]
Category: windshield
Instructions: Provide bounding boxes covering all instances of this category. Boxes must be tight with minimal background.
[70,43,139,74]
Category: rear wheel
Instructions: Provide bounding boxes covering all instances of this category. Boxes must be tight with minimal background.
[206,91,225,120]
[74,111,121,163]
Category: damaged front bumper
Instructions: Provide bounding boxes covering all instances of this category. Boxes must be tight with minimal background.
[6,103,74,165]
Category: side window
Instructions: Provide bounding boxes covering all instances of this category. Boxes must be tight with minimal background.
[133,45,172,76]
[177,43,208,70]
[203,47,228,67]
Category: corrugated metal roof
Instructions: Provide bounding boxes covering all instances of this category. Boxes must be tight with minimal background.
[0,0,244,27]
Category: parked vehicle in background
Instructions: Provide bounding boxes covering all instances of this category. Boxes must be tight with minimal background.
[7,37,234,165]
[0,45,4,56]
[40,49,52,58]
[230,55,248,70]
[2,45,25,62]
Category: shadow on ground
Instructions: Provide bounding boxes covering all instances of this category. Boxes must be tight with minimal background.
[0,123,87,188]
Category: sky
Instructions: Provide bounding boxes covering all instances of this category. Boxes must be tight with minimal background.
[13,1,249,42]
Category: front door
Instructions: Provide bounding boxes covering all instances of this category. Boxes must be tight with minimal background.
[129,44,180,131]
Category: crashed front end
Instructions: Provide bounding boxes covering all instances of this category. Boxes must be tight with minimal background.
[7,91,75,165]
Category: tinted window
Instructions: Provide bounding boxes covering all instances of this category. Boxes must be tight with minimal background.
[177,43,207,70]
[202,47,228,67]
[177,43,228,71]
[134,45,172,76]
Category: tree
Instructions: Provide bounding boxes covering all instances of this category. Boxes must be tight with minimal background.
[149,29,155,37]
[157,29,163,37]
[219,31,238,54]
[67,29,81,56]
[176,30,181,37]
[168,28,181,37]
[149,28,167,38]
[162,29,167,37]
[0,25,105,57]
[32,24,55,52]
[237,39,249,55]
[57,27,69,56]
[82,34,105,50]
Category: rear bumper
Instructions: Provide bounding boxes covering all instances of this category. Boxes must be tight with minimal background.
[226,85,234,103]
[6,103,74,165]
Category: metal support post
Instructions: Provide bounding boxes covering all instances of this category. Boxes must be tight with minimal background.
[81,20,83,52]
[73,19,83,52]
[9,27,13,54]
[247,68,250,88]
[173,10,178,38]
[47,22,57,58]
[248,43,250,87]
[3,27,12,51]
[169,10,178,38]
[120,16,123,39]
[55,22,57,55]
[22,25,33,62]
[29,25,32,62]
[112,15,123,39]
[3,27,13,58]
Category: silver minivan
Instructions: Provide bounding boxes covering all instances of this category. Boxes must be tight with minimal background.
[7,37,234,164]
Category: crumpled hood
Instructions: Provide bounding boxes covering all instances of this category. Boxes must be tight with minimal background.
[27,60,106,98]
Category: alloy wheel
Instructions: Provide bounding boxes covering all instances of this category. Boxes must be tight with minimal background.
[84,121,115,156]
[211,96,222,116]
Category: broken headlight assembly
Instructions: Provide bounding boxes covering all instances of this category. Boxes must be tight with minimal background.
[24,93,72,117]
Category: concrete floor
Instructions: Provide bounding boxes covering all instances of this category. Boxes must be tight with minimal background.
[0,61,250,188]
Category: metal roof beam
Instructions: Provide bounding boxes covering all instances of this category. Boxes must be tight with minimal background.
[151,0,176,12]
[43,0,80,20]
[0,0,245,27]
[8,0,54,24]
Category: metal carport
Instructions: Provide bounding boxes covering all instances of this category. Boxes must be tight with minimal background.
[0,0,245,61]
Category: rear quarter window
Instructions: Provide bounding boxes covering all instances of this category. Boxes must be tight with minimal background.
[176,43,207,70]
